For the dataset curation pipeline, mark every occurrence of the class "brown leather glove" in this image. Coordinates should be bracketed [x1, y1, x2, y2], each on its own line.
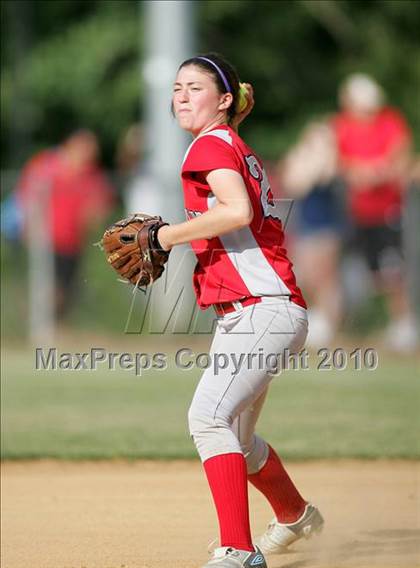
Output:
[102, 214, 170, 287]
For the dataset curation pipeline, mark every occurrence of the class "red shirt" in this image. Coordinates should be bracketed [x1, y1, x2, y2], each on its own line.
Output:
[181, 125, 306, 310]
[333, 107, 411, 226]
[17, 149, 114, 254]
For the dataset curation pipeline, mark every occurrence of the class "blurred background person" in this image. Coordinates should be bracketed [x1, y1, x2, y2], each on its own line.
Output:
[279, 120, 344, 349]
[333, 73, 417, 352]
[16, 129, 115, 320]
[115, 123, 144, 190]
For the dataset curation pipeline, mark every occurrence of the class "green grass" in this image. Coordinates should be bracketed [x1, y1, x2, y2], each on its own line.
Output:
[1, 348, 419, 460]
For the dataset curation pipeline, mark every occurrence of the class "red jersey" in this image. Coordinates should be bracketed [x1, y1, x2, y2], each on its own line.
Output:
[333, 107, 411, 226]
[181, 125, 306, 310]
[17, 149, 114, 254]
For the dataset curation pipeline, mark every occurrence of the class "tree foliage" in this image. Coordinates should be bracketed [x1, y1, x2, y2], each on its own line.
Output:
[1, 0, 419, 168]
[198, 0, 420, 157]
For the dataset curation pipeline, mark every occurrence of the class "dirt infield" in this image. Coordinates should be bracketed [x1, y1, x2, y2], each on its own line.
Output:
[1, 460, 419, 568]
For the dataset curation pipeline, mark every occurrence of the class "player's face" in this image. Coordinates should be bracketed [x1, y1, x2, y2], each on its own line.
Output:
[173, 65, 232, 137]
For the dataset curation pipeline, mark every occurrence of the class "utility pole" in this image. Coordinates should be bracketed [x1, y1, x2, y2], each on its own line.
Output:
[133, 1, 197, 333]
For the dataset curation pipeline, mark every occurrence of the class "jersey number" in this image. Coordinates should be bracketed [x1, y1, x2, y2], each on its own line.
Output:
[245, 155, 284, 222]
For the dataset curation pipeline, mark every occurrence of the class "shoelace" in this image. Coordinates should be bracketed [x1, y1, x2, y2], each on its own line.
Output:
[208, 546, 237, 560]
[266, 520, 277, 535]
[207, 538, 218, 555]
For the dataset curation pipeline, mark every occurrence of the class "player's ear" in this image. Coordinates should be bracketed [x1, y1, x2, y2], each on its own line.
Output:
[218, 93, 233, 111]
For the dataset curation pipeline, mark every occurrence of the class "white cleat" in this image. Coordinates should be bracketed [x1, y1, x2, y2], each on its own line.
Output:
[201, 546, 267, 567]
[255, 503, 324, 555]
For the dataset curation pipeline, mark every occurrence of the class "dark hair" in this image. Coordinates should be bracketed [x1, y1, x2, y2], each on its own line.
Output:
[177, 52, 241, 123]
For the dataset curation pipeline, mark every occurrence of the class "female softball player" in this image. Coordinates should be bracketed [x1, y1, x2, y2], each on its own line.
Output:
[156, 53, 324, 568]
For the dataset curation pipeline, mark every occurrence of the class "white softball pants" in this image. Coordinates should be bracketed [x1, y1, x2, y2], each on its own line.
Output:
[188, 296, 308, 474]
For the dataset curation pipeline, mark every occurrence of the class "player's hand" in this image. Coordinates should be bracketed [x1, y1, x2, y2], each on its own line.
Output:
[102, 214, 170, 287]
[232, 83, 255, 132]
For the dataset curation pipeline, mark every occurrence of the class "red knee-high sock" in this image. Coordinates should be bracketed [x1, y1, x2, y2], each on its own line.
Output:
[248, 445, 307, 523]
[203, 453, 254, 551]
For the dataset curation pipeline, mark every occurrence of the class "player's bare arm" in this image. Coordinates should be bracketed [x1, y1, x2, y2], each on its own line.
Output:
[157, 168, 253, 251]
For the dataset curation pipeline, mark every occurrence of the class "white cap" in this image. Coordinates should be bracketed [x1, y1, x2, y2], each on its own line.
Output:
[339, 73, 385, 113]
